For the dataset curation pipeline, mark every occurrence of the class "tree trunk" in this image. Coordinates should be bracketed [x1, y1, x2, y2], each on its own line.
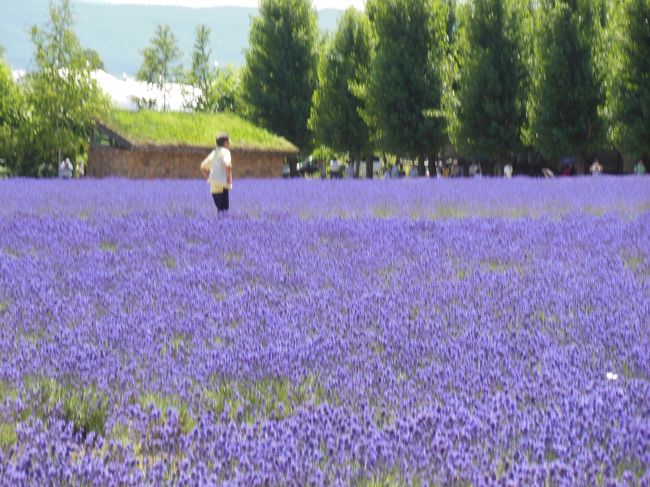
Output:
[288, 155, 298, 178]
[354, 153, 360, 178]
[418, 154, 426, 177]
[366, 154, 373, 179]
[428, 152, 436, 178]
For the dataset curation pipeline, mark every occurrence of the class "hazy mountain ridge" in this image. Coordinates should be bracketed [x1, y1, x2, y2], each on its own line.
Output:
[0, 0, 342, 75]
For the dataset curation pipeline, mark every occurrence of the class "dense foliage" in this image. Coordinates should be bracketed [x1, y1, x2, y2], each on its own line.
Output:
[524, 0, 608, 165]
[0, 178, 649, 484]
[1, 0, 649, 175]
[0, 0, 107, 177]
[607, 0, 650, 160]
[0, 58, 26, 176]
[241, 0, 319, 154]
[309, 8, 374, 174]
[449, 0, 529, 165]
[364, 0, 449, 175]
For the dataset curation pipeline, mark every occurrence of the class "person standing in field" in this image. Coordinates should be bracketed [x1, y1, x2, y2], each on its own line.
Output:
[200, 133, 232, 212]
[589, 158, 604, 176]
[76, 159, 85, 178]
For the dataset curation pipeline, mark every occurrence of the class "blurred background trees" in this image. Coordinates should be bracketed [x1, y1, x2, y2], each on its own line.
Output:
[1, 0, 107, 177]
[241, 0, 319, 163]
[362, 0, 449, 177]
[309, 8, 374, 177]
[136, 24, 183, 110]
[0, 0, 648, 177]
[524, 0, 609, 170]
[448, 0, 530, 171]
[607, 0, 650, 160]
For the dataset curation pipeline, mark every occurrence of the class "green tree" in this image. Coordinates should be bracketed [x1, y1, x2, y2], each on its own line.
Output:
[25, 0, 107, 176]
[364, 0, 449, 176]
[525, 0, 608, 169]
[241, 0, 319, 159]
[137, 24, 183, 110]
[608, 0, 650, 161]
[309, 8, 374, 177]
[82, 48, 104, 70]
[187, 24, 215, 112]
[210, 65, 243, 113]
[0, 58, 27, 176]
[450, 0, 529, 167]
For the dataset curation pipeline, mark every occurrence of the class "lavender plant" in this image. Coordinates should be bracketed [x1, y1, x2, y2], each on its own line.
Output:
[0, 178, 648, 485]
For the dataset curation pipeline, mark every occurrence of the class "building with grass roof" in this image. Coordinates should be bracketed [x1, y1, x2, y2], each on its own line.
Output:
[89, 110, 298, 179]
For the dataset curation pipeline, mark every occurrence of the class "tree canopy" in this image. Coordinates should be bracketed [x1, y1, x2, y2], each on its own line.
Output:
[241, 0, 319, 153]
[23, 0, 107, 176]
[187, 25, 214, 112]
[608, 0, 650, 160]
[364, 0, 449, 175]
[137, 24, 183, 110]
[309, 8, 374, 170]
[0, 58, 27, 175]
[525, 0, 608, 165]
[450, 0, 529, 165]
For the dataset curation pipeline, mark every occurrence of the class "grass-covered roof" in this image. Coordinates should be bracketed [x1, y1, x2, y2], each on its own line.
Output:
[99, 110, 298, 153]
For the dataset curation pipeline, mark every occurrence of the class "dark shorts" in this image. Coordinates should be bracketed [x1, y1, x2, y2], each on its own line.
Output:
[212, 190, 229, 211]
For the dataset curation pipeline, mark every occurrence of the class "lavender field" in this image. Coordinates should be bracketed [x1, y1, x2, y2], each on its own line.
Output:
[0, 177, 649, 485]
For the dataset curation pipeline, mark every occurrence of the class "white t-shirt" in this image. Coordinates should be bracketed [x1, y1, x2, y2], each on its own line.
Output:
[200, 147, 232, 193]
[59, 159, 73, 179]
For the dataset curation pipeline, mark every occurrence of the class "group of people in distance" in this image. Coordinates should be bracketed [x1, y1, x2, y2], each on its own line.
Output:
[58, 157, 84, 179]
[55, 132, 648, 218]
[306, 156, 648, 181]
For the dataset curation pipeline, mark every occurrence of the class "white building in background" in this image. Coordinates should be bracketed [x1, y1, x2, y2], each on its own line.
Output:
[11, 69, 201, 111]
[91, 70, 201, 111]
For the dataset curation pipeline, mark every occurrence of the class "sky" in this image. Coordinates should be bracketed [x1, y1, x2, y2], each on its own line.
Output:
[94, 0, 366, 9]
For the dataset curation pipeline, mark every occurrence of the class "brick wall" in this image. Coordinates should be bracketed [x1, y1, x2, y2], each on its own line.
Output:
[88, 145, 291, 179]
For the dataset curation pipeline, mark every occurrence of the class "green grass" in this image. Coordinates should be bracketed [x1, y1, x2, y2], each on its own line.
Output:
[99, 241, 117, 252]
[358, 469, 422, 487]
[100, 110, 298, 152]
[139, 393, 196, 434]
[0, 424, 17, 449]
[21, 377, 109, 438]
[163, 255, 177, 270]
[204, 375, 331, 424]
[622, 253, 644, 272]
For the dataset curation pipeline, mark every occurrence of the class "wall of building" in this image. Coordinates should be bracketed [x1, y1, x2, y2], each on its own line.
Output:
[88, 145, 290, 179]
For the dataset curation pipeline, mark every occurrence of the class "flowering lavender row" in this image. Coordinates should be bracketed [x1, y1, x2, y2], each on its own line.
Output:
[0, 178, 649, 485]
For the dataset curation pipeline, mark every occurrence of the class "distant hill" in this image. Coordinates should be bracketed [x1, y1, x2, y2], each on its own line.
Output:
[0, 0, 342, 75]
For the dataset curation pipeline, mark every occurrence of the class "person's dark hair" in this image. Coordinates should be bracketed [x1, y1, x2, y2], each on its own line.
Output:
[216, 133, 230, 147]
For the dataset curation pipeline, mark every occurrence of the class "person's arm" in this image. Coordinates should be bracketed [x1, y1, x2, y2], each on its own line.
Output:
[224, 149, 233, 188]
[200, 151, 214, 179]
